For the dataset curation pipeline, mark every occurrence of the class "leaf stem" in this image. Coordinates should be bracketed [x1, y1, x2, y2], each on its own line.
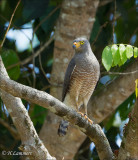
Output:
[0, 0, 21, 50]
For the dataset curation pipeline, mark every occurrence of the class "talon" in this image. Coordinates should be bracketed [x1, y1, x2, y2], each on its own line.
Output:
[84, 114, 93, 125]
[84, 114, 87, 119]
[77, 112, 84, 117]
[88, 118, 93, 125]
[78, 112, 93, 125]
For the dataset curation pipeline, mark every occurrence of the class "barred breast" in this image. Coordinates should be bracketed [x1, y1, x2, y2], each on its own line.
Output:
[68, 60, 99, 109]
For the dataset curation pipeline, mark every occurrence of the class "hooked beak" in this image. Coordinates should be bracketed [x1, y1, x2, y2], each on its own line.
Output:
[72, 42, 80, 49]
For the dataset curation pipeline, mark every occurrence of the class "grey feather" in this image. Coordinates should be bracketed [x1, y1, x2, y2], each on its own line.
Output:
[58, 37, 100, 137]
[62, 58, 76, 102]
[58, 120, 69, 136]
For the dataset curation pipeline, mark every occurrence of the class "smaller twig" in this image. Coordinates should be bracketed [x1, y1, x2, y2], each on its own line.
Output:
[26, 75, 32, 86]
[99, 0, 114, 7]
[112, 0, 116, 43]
[31, 110, 47, 119]
[101, 69, 138, 75]
[33, 5, 60, 35]
[30, 40, 36, 88]
[0, 118, 20, 140]
[0, 14, 31, 41]
[41, 85, 52, 91]
[92, 22, 108, 46]
[129, 27, 138, 44]
[7, 35, 54, 69]
[38, 50, 51, 84]
[0, 0, 21, 49]
[9, 140, 19, 151]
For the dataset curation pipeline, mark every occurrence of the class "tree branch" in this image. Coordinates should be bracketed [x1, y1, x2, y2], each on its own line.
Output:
[0, 63, 114, 160]
[117, 100, 138, 159]
[0, 57, 55, 160]
[0, 0, 21, 49]
[101, 69, 138, 75]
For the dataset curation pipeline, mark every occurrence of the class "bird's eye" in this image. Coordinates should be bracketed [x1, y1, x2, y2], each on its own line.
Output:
[80, 41, 84, 45]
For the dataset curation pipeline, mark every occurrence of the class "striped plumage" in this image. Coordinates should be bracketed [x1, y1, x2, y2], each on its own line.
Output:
[58, 37, 100, 136]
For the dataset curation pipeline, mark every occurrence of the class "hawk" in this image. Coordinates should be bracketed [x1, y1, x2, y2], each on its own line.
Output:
[58, 37, 100, 136]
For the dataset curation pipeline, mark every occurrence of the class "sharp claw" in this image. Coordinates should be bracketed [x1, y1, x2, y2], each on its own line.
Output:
[77, 112, 84, 117]
[77, 112, 93, 125]
[88, 118, 93, 125]
[84, 114, 87, 119]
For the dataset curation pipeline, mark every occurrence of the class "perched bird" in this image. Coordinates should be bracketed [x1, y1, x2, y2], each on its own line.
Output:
[58, 37, 100, 136]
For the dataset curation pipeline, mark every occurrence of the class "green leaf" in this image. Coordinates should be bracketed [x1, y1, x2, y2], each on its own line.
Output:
[118, 59, 124, 67]
[126, 45, 133, 59]
[111, 61, 116, 67]
[1, 49, 20, 80]
[111, 44, 120, 66]
[134, 47, 138, 58]
[119, 44, 127, 65]
[102, 46, 112, 71]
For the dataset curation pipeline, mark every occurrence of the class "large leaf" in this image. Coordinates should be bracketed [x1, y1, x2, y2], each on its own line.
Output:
[102, 46, 112, 71]
[134, 47, 138, 58]
[119, 44, 127, 65]
[111, 44, 120, 65]
[135, 79, 138, 99]
[126, 45, 133, 59]
[1, 49, 20, 80]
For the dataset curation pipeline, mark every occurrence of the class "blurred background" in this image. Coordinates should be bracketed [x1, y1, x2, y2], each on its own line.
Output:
[0, 0, 137, 159]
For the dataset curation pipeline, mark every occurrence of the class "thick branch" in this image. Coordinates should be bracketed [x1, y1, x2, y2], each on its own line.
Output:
[0, 71, 113, 160]
[118, 100, 138, 160]
[0, 57, 55, 160]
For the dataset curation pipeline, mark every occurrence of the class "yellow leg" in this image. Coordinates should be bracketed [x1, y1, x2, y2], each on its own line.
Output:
[84, 114, 93, 125]
[77, 112, 93, 125]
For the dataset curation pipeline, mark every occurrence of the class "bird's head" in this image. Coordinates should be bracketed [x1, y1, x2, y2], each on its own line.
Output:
[72, 37, 89, 53]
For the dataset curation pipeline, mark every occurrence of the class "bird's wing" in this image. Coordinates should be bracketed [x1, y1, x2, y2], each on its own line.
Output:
[62, 58, 76, 102]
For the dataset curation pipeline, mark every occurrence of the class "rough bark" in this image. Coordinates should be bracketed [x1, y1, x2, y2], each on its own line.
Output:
[117, 99, 138, 160]
[0, 57, 55, 160]
[0, 72, 114, 160]
[39, 0, 100, 159]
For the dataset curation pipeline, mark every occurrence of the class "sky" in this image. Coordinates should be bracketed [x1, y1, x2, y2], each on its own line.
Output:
[6, 22, 40, 52]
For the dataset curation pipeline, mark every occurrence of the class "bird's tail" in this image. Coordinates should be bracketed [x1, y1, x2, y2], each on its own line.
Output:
[58, 120, 69, 136]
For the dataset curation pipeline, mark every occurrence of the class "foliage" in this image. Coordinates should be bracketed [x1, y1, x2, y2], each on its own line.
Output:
[102, 44, 138, 71]
[1, 49, 20, 80]
[135, 79, 138, 98]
